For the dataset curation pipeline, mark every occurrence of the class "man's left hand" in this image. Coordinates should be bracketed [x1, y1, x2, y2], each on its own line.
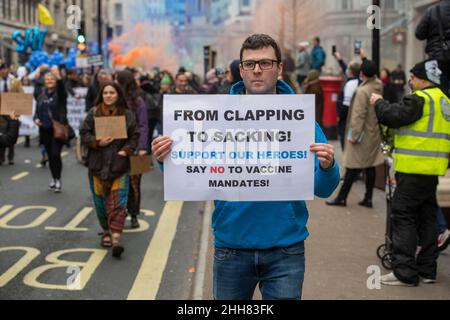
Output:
[310, 143, 335, 169]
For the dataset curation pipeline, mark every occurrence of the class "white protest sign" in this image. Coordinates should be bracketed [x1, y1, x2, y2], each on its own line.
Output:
[163, 95, 316, 202]
[19, 86, 38, 136]
[18, 87, 88, 137]
[67, 87, 87, 136]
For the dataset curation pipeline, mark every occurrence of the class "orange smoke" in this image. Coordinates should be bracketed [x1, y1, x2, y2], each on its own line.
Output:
[112, 46, 177, 71]
[109, 22, 179, 72]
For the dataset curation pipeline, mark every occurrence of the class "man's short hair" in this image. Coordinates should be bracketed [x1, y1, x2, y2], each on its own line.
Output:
[348, 62, 361, 77]
[176, 72, 187, 80]
[314, 37, 320, 43]
[240, 34, 282, 63]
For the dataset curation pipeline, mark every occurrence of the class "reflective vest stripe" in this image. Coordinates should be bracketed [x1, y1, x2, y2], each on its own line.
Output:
[395, 129, 450, 140]
[395, 148, 450, 159]
[422, 90, 435, 132]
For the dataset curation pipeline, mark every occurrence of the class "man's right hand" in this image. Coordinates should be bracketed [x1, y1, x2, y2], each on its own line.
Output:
[99, 137, 114, 147]
[152, 136, 173, 163]
[34, 118, 42, 127]
[9, 110, 18, 121]
[359, 48, 366, 60]
[333, 52, 342, 61]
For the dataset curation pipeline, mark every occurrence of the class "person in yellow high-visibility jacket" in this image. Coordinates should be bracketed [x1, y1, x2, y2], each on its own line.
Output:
[371, 59, 450, 286]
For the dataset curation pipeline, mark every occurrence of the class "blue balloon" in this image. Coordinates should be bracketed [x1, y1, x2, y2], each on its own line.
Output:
[49, 50, 64, 67]
[37, 28, 47, 51]
[12, 30, 26, 52]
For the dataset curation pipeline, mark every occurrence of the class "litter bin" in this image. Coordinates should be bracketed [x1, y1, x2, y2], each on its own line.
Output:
[319, 76, 342, 140]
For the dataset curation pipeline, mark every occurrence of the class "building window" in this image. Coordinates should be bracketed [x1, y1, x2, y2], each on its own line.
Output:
[16, 0, 21, 21]
[383, 0, 395, 10]
[22, 0, 27, 23]
[115, 3, 123, 20]
[28, 0, 33, 24]
[115, 25, 123, 36]
[7, 0, 11, 19]
[339, 0, 353, 11]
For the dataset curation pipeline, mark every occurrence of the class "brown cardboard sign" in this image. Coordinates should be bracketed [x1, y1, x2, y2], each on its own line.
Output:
[94, 116, 127, 140]
[130, 155, 153, 176]
[0, 93, 33, 115]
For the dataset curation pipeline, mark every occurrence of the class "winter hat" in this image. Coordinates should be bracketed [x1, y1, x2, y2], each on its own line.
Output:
[307, 69, 320, 81]
[160, 73, 172, 85]
[361, 59, 378, 78]
[410, 59, 442, 85]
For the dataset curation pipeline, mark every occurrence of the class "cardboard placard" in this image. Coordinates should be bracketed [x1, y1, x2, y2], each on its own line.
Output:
[94, 116, 127, 140]
[0, 93, 33, 116]
[130, 155, 153, 176]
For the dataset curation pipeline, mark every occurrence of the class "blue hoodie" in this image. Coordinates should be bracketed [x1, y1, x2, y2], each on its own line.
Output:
[211, 80, 341, 250]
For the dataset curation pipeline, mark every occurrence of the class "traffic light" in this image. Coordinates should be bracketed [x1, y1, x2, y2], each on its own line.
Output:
[77, 31, 86, 52]
[77, 21, 87, 53]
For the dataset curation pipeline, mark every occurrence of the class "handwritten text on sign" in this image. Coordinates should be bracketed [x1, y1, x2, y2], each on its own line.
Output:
[163, 95, 315, 202]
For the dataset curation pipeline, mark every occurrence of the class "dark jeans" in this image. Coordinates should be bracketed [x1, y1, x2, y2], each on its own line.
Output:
[40, 127, 63, 180]
[0, 145, 14, 162]
[437, 208, 448, 234]
[336, 167, 376, 202]
[391, 173, 439, 284]
[213, 242, 305, 300]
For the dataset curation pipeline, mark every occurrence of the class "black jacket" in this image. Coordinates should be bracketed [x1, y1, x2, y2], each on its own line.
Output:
[375, 94, 425, 129]
[34, 80, 68, 125]
[80, 107, 139, 180]
[0, 118, 19, 148]
[416, 0, 450, 61]
[85, 82, 100, 113]
[141, 91, 161, 121]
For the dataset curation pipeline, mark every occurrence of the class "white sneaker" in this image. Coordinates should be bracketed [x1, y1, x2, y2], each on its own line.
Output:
[48, 179, 56, 191]
[54, 180, 62, 193]
[380, 273, 416, 287]
[420, 276, 436, 284]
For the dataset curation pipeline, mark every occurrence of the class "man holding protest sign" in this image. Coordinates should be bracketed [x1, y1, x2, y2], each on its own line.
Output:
[153, 34, 340, 300]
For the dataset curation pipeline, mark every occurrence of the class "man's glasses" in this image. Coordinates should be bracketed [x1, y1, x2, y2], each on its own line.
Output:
[241, 59, 279, 71]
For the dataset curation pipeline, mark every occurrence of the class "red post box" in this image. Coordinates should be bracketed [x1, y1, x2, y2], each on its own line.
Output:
[319, 76, 343, 140]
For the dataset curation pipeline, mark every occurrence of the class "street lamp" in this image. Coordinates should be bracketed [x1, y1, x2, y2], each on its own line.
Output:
[372, 0, 381, 69]
[51, 33, 59, 51]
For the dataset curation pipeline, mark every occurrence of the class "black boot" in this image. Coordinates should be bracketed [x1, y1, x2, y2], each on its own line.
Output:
[326, 199, 347, 207]
[358, 199, 373, 208]
[130, 216, 140, 229]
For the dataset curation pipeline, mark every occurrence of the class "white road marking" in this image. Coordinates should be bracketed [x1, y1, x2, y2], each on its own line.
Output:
[11, 172, 30, 181]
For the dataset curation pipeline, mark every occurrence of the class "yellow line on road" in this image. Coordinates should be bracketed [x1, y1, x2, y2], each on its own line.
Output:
[61, 152, 69, 158]
[11, 172, 30, 181]
[127, 201, 183, 300]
